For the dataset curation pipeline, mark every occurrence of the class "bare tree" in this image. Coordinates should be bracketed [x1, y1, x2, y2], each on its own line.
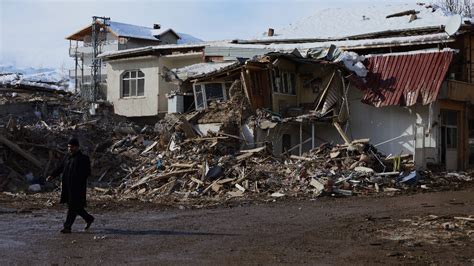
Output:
[437, 0, 473, 16]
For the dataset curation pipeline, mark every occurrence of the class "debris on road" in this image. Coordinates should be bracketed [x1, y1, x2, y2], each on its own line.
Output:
[0, 77, 472, 206]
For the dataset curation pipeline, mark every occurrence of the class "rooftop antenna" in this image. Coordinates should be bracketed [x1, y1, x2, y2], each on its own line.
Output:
[91, 16, 110, 102]
[444, 14, 462, 37]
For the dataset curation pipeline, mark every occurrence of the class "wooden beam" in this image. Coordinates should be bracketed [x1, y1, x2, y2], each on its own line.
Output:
[0, 135, 42, 169]
[333, 121, 351, 145]
[299, 122, 303, 156]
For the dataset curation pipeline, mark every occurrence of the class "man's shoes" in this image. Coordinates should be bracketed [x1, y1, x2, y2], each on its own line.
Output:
[60, 228, 71, 234]
[85, 217, 94, 230]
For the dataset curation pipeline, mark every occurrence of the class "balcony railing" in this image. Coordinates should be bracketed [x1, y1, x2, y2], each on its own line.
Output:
[69, 41, 118, 57]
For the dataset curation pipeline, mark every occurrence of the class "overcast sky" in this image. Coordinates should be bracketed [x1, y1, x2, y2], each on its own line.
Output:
[0, 0, 419, 69]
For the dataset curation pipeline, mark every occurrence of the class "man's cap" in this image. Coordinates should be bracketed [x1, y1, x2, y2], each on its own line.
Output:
[68, 138, 80, 146]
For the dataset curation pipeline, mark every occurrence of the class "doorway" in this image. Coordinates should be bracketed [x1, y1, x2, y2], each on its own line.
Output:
[440, 109, 459, 170]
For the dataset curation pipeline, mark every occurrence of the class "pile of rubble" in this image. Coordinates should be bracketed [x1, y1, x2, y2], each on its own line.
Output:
[109, 130, 472, 203]
[0, 86, 472, 204]
[0, 92, 137, 192]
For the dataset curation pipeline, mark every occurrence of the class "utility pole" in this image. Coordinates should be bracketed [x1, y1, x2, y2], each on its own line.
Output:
[91, 16, 110, 102]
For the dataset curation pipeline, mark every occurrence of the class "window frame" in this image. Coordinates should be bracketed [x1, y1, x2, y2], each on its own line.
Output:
[121, 70, 145, 98]
[271, 70, 296, 96]
[193, 82, 229, 110]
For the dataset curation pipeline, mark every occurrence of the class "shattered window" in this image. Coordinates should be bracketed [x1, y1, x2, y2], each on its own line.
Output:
[194, 84, 204, 109]
[271, 70, 296, 95]
[205, 83, 224, 102]
[193, 82, 226, 109]
[121, 70, 145, 98]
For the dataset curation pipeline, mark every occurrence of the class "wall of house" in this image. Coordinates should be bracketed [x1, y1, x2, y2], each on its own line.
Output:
[106, 55, 160, 117]
[119, 38, 161, 50]
[297, 64, 340, 108]
[158, 32, 178, 45]
[271, 58, 298, 113]
[158, 53, 203, 114]
[313, 88, 440, 168]
[258, 88, 440, 169]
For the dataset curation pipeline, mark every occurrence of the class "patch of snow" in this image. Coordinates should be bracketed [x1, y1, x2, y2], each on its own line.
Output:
[108, 21, 159, 41]
[106, 21, 204, 45]
[256, 3, 452, 40]
[364, 47, 457, 57]
[22, 70, 68, 84]
[0, 73, 20, 85]
[170, 61, 239, 81]
[0, 65, 73, 92]
[0, 64, 55, 75]
[178, 33, 204, 44]
[212, 33, 451, 54]
[336, 52, 368, 77]
[99, 43, 206, 58]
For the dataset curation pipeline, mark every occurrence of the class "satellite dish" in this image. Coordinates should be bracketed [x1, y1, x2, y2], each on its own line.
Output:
[445, 14, 462, 36]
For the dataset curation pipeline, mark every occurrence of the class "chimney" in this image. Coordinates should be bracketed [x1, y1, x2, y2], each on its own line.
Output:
[267, 28, 274, 37]
[153, 24, 161, 29]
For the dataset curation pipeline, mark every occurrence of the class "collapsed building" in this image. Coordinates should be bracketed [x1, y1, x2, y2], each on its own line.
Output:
[1, 3, 474, 200]
[158, 2, 474, 172]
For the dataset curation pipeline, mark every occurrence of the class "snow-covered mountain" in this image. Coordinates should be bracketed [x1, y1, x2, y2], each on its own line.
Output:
[0, 64, 74, 92]
[0, 64, 56, 75]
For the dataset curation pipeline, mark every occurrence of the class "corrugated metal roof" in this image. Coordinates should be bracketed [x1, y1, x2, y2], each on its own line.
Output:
[360, 50, 453, 107]
[108, 21, 159, 41]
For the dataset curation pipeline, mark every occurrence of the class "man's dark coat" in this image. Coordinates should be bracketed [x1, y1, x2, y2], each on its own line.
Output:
[51, 151, 91, 207]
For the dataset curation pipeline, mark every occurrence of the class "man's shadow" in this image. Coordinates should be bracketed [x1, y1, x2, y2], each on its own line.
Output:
[100, 228, 237, 237]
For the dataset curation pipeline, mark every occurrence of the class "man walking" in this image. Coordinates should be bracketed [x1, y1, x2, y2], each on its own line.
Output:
[47, 138, 94, 233]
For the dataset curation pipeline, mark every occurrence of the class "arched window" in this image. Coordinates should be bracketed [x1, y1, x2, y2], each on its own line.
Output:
[121, 70, 145, 97]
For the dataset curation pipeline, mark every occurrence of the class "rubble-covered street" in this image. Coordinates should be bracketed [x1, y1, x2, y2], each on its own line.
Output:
[0, 186, 473, 264]
[1, 89, 473, 264]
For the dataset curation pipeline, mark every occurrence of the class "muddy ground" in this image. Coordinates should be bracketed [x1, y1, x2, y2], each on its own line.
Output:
[0, 187, 473, 265]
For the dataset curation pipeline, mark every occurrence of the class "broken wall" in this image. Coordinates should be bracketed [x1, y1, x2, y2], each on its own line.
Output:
[257, 87, 439, 168]
[159, 53, 203, 115]
[298, 64, 340, 110]
[314, 88, 439, 168]
[257, 122, 347, 156]
[271, 58, 297, 113]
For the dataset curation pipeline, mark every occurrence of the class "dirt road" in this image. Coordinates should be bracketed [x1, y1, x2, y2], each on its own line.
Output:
[1, 188, 473, 265]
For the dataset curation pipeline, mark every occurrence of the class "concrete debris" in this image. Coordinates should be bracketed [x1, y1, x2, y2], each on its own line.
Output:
[0, 87, 472, 206]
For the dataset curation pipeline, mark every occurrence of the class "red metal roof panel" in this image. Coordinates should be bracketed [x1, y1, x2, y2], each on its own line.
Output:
[361, 51, 454, 107]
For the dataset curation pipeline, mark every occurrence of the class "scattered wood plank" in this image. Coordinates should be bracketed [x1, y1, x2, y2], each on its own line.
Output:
[386, 10, 419, 18]
[183, 136, 228, 143]
[453, 216, 474, 222]
[216, 131, 244, 140]
[141, 141, 158, 155]
[0, 135, 42, 169]
[171, 163, 196, 168]
[333, 121, 351, 145]
[290, 155, 313, 161]
[235, 183, 246, 192]
[239, 146, 266, 153]
[190, 177, 204, 185]
[149, 169, 199, 183]
[179, 116, 197, 138]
